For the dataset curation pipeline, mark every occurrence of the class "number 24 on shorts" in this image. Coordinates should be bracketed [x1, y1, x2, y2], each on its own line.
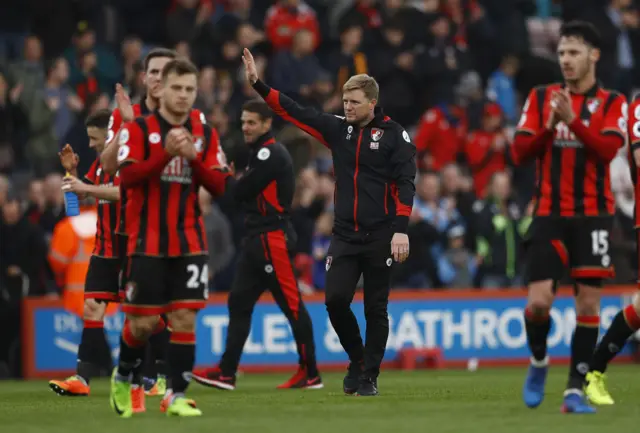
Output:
[186, 264, 208, 289]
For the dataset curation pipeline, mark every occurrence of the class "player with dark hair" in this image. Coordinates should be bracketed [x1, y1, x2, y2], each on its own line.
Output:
[109, 59, 231, 418]
[49, 109, 123, 397]
[584, 94, 640, 406]
[512, 21, 627, 413]
[241, 48, 416, 396]
[193, 100, 322, 391]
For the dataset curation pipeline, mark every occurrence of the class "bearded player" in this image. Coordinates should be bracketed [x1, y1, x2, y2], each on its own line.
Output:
[512, 21, 627, 414]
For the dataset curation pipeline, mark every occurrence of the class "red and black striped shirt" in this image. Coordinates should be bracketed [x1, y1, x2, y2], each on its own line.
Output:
[83, 158, 121, 258]
[627, 96, 640, 226]
[109, 102, 207, 235]
[108, 102, 151, 235]
[512, 83, 626, 217]
[117, 111, 227, 257]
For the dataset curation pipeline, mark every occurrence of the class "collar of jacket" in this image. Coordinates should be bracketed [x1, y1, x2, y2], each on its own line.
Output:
[249, 131, 275, 149]
[359, 106, 389, 128]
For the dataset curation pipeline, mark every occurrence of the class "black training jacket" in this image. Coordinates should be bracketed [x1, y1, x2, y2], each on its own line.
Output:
[253, 79, 416, 241]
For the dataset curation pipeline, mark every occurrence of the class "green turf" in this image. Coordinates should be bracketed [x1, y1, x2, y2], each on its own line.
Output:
[1, 365, 640, 432]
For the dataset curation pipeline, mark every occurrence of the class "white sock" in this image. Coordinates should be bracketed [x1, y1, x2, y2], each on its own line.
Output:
[530, 356, 549, 367]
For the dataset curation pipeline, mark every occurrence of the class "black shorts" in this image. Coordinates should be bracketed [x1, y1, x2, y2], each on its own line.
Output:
[85, 256, 121, 302]
[525, 215, 614, 284]
[122, 255, 209, 315]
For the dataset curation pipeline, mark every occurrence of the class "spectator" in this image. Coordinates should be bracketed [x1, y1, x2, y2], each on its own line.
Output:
[464, 102, 509, 198]
[369, 19, 422, 126]
[437, 225, 478, 288]
[474, 171, 529, 289]
[167, 0, 216, 65]
[265, 0, 321, 51]
[7, 36, 46, 109]
[199, 188, 235, 287]
[121, 37, 144, 92]
[0, 70, 26, 173]
[0, 189, 49, 296]
[64, 23, 121, 97]
[0, 175, 8, 207]
[40, 173, 65, 237]
[25, 178, 46, 225]
[270, 29, 324, 100]
[486, 54, 520, 125]
[0, 0, 29, 62]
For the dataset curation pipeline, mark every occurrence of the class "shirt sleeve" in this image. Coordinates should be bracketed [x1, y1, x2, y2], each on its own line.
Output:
[116, 121, 145, 167]
[234, 147, 281, 202]
[83, 159, 99, 185]
[252, 79, 342, 148]
[601, 93, 627, 141]
[629, 99, 640, 150]
[106, 109, 123, 147]
[390, 127, 416, 234]
[515, 87, 543, 136]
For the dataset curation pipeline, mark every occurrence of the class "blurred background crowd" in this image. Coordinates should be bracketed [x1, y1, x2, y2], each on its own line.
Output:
[1, 0, 640, 315]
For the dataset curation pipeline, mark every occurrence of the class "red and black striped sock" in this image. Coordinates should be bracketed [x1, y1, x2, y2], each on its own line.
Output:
[591, 305, 640, 373]
[567, 315, 600, 390]
[524, 307, 551, 362]
[77, 319, 107, 384]
[167, 331, 196, 394]
[116, 320, 146, 380]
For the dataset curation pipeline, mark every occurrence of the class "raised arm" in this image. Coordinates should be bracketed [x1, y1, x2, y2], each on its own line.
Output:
[511, 87, 554, 165]
[102, 85, 135, 174]
[243, 48, 341, 148]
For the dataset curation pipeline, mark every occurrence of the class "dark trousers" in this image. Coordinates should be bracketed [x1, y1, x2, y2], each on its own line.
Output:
[324, 233, 393, 378]
[219, 229, 318, 376]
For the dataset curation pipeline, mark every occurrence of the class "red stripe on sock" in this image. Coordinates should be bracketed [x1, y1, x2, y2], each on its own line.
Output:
[153, 317, 166, 335]
[122, 321, 145, 348]
[524, 307, 549, 323]
[84, 320, 103, 329]
[576, 315, 600, 327]
[623, 305, 640, 330]
[170, 331, 195, 345]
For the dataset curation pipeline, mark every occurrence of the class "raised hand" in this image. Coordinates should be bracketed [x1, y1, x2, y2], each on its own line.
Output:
[242, 48, 258, 85]
[115, 83, 134, 122]
[58, 144, 79, 173]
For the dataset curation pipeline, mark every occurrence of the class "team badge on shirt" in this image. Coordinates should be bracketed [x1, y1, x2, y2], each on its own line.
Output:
[371, 128, 384, 141]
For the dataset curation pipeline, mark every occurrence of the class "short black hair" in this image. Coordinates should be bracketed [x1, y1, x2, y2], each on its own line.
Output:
[143, 48, 177, 71]
[162, 58, 199, 79]
[85, 109, 111, 129]
[560, 21, 601, 49]
[242, 100, 273, 121]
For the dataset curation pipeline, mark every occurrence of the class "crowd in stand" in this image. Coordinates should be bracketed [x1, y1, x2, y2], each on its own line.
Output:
[1, 0, 640, 316]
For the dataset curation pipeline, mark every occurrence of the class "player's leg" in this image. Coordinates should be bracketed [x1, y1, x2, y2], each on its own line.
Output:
[49, 299, 108, 396]
[110, 256, 163, 418]
[357, 236, 393, 397]
[586, 294, 640, 405]
[49, 256, 119, 396]
[585, 228, 640, 405]
[263, 230, 321, 389]
[324, 237, 364, 394]
[143, 314, 169, 396]
[521, 217, 565, 408]
[561, 216, 614, 414]
[163, 255, 209, 417]
[192, 245, 263, 390]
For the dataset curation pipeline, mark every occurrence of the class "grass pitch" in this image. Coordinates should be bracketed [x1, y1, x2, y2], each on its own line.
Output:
[2, 365, 640, 433]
